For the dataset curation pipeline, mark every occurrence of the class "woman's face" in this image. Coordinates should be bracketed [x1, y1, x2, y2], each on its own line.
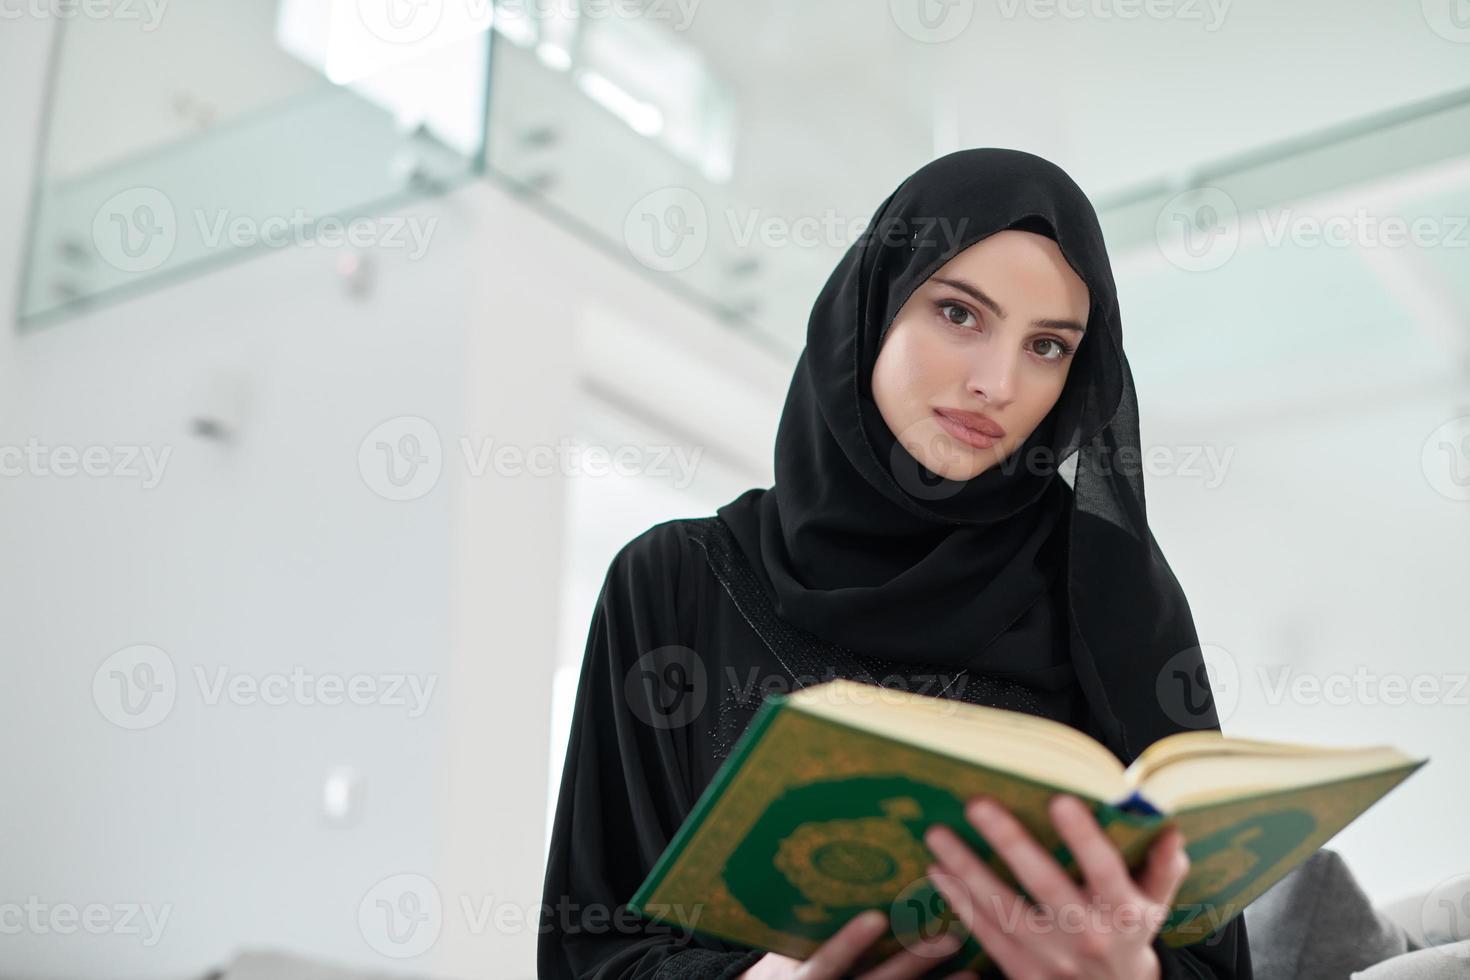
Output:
[872, 229, 1090, 482]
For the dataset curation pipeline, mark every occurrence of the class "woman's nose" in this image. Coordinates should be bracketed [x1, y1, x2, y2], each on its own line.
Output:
[966, 349, 1020, 407]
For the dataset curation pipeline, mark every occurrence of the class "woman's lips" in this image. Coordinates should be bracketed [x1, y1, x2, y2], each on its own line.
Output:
[933, 409, 1001, 449]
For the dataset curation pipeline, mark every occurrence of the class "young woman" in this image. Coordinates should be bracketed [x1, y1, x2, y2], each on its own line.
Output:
[538, 149, 1251, 979]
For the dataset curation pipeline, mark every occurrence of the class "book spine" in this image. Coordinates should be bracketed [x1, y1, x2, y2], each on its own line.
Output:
[1114, 789, 1163, 817]
[629, 690, 791, 917]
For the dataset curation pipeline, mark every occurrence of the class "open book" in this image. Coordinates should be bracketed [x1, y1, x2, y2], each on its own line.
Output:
[631, 678, 1425, 973]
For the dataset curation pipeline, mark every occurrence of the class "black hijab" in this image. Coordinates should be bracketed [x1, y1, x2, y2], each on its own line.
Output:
[717, 147, 1220, 766]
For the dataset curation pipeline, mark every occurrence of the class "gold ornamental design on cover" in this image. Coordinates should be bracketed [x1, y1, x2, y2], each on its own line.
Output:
[773, 810, 933, 921]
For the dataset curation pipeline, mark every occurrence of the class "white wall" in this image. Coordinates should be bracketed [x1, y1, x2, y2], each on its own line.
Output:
[0, 16, 785, 980]
[3, 12, 1467, 980]
[1147, 388, 1470, 906]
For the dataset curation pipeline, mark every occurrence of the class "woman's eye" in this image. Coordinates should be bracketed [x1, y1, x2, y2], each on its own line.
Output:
[936, 301, 1073, 362]
[1033, 338, 1072, 361]
[938, 301, 975, 328]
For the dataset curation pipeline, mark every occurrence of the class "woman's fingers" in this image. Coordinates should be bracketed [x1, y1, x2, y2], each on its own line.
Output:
[923, 823, 1023, 916]
[914, 798, 1188, 977]
[797, 908, 962, 980]
[931, 797, 1165, 977]
[856, 930, 964, 980]
[1048, 794, 1137, 906]
[1136, 825, 1192, 907]
[966, 797, 1086, 914]
[796, 910, 889, 978]
[926, 864, 1041, 979]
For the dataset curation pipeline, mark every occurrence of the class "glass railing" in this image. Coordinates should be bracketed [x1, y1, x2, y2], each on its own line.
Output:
[19, 0, 489, 326]
[18, 0, 1470, 382]
[483, 19, 830, 357]
[1098, 87, 1470, 420]
[481, 15, 1470, 365]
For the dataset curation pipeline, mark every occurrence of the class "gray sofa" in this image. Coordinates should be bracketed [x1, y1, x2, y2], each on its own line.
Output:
[1244, 849, 1470, 979]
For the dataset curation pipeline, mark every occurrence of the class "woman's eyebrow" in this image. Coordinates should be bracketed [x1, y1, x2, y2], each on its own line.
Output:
[931, 275, 1087, 334]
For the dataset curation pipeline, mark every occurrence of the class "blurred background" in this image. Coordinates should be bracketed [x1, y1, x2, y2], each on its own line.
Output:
[1, 1, 1468, 977]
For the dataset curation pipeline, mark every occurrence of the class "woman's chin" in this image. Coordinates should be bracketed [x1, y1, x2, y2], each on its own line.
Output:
[922, 436, 1006, 481]
[892, 425, 1006, 483]
[918, 453, 992, 483]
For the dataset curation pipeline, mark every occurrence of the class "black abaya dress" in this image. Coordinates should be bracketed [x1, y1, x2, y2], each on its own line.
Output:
[536, 512, 1252, 980]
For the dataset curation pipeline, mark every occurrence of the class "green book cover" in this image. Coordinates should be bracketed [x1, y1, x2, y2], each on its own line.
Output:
[629, 678, 1426, 975]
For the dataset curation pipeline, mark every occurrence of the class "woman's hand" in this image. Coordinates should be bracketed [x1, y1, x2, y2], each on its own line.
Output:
[923, 794, 1190, 980]
[739, 908, 978, 979]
